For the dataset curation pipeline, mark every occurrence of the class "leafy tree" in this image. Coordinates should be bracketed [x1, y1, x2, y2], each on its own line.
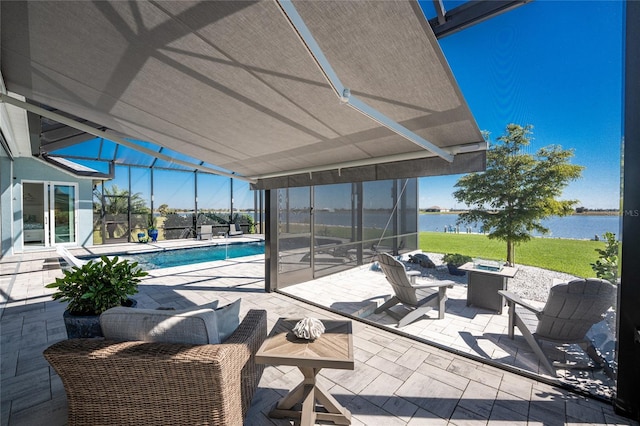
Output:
[591, 231, 619, 284]
[93, 185, 149, 238]
[157, 204, 169, 216]
[94, 184, 149, 214]
[453, 124, 584, 266]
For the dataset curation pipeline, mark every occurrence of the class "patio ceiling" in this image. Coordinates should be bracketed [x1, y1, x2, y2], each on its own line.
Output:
[1, 0, 486, 189]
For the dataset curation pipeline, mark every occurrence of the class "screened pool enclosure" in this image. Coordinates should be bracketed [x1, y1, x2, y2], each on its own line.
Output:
[268, 179, 418, 289]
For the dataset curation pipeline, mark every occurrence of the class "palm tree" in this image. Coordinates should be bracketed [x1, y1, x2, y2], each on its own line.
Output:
[93, 185, 149, 239]
[94, 185, 149, 214]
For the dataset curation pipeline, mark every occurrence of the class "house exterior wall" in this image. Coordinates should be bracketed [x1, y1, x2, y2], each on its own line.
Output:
[11, 157, 94, 251]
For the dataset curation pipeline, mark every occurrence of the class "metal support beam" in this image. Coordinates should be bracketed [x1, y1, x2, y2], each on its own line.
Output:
[429, 0, 532, 39]
[276, 0, 454, 163]
[615, 0, 640, 420]
[0, 93, 254, 183]
[40, 133, 98, 153]
[250, 141, 483, 181]
[432, 0, 447, 26]
[253, 149, 435, 181]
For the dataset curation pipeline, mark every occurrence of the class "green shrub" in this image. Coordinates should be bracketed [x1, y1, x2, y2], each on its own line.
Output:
[591, 231, 619, 284]
[442, 253, 473, 266]
[46, 256, 148, 315]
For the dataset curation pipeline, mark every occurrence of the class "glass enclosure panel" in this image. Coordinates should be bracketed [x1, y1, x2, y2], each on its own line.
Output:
[274, 178, 419, 286]
[114, 145, 155, 167]
[252, 189, 265, 234]
[130, 167, 151, 241]
[102, 193, 129, 243]
[232, 179, 254, 233]
[92, 184, 101, 244]
[99, 166, 131, 243]
[154, 169, 195, 240]
[51, 138, 101, 158]
[278, 187, 311, 275]
[52, 184, 76, 243]
[398, 178, 418, 252]
[363, 180, 395, 245]
[196, 173, 230, 236]
[313, 183, 357, 277]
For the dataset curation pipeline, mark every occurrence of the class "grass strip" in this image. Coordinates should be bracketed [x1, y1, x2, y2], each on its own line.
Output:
[419, 231, 604, 278]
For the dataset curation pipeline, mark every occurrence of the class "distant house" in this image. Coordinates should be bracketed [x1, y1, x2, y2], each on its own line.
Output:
[424, 206, 450, 212]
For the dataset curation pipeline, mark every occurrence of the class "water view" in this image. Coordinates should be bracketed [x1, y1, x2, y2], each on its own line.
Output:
[291, 211, 620, 240]
[420, 213, 620, 240]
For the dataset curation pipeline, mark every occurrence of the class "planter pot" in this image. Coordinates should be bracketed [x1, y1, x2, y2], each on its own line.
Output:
[447, 264, 466, 276]
[137, 232, 147, 242]
[63, 310, 103, 338]
[148, 229, 159, 242]
[63, 299, 137, 339]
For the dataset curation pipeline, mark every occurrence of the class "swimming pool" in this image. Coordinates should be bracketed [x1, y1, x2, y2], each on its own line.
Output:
[92, 241, 264, 270]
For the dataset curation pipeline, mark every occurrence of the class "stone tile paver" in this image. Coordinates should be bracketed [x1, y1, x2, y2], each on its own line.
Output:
[0, 242, 636, 426]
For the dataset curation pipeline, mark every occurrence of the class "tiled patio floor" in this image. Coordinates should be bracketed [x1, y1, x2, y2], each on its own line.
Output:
[1, 241, 635, 425]
[282, 262, 616, 401]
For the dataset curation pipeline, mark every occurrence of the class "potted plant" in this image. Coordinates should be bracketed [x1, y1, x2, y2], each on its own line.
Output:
[147, 216, 159, 242]
[442, 253, 472, 276]
[46, 256, 148, 338]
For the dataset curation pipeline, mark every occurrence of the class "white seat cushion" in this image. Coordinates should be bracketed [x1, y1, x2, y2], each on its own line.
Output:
[100, 300, 244, 345]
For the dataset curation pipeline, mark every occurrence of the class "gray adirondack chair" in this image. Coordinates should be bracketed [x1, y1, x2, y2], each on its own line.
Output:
[499, 278, 616, 376]
[375, 253, 454, 327]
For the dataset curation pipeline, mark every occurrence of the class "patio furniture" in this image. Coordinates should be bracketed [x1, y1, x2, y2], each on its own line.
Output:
[458, 261, 518, 314]
[56, 245, 89, 268]
[43, 309, 267, 426]
[228, 222, 243, 236]
[375, 253, 454, 326]
[255, 318, 354, 425]
[499, 278, 616, 376]
[180, 227, 195, 239]
[198, 224, 213, 240]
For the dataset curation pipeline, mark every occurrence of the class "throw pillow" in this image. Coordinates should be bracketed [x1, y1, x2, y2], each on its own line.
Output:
[215, 299, 241, 342]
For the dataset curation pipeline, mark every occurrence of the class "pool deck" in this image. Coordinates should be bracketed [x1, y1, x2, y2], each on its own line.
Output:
[1, 239, 635, 425]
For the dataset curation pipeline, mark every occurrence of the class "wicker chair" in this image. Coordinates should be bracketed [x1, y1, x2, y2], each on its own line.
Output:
[44, 309, 267, 426]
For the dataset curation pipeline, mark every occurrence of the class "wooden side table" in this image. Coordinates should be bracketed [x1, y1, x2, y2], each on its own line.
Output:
[255, 318, 354, 425]
[458, 262, 518, 314]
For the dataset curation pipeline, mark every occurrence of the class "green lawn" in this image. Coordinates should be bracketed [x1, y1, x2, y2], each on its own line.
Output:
[420, 231, 604, 278]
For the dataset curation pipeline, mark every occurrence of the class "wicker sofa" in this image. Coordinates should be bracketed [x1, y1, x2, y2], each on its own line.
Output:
[44, 309, 267, 426]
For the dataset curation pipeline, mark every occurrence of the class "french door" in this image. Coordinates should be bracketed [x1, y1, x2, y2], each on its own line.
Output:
[22, 181, 78, 248]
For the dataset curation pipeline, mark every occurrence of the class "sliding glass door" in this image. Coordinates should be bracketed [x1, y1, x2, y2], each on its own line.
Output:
[51, 184, 77, 244]
[22, 181, 78, 248]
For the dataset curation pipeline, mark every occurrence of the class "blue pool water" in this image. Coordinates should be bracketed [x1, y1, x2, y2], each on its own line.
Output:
[101, 241, 264, 270]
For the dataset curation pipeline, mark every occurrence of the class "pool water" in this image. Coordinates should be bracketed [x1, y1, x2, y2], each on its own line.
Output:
[104, 241, 264, 270]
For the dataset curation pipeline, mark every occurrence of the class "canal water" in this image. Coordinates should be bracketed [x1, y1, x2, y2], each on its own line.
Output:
[420, 213, 620, 240]
[293, 211, 620, 240]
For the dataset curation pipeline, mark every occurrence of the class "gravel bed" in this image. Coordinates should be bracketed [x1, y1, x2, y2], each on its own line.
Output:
[392, 251, 617, 394]
[400, 252, 579, 303]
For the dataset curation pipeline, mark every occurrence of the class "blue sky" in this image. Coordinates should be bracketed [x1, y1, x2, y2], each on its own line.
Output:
[418, 0, 624, 210]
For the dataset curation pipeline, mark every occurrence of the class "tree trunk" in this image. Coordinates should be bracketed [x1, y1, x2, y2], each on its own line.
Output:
[506, 240, 515, 266]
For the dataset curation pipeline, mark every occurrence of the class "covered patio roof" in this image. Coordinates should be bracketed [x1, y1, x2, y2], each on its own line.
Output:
[2, 0, 485, 189]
